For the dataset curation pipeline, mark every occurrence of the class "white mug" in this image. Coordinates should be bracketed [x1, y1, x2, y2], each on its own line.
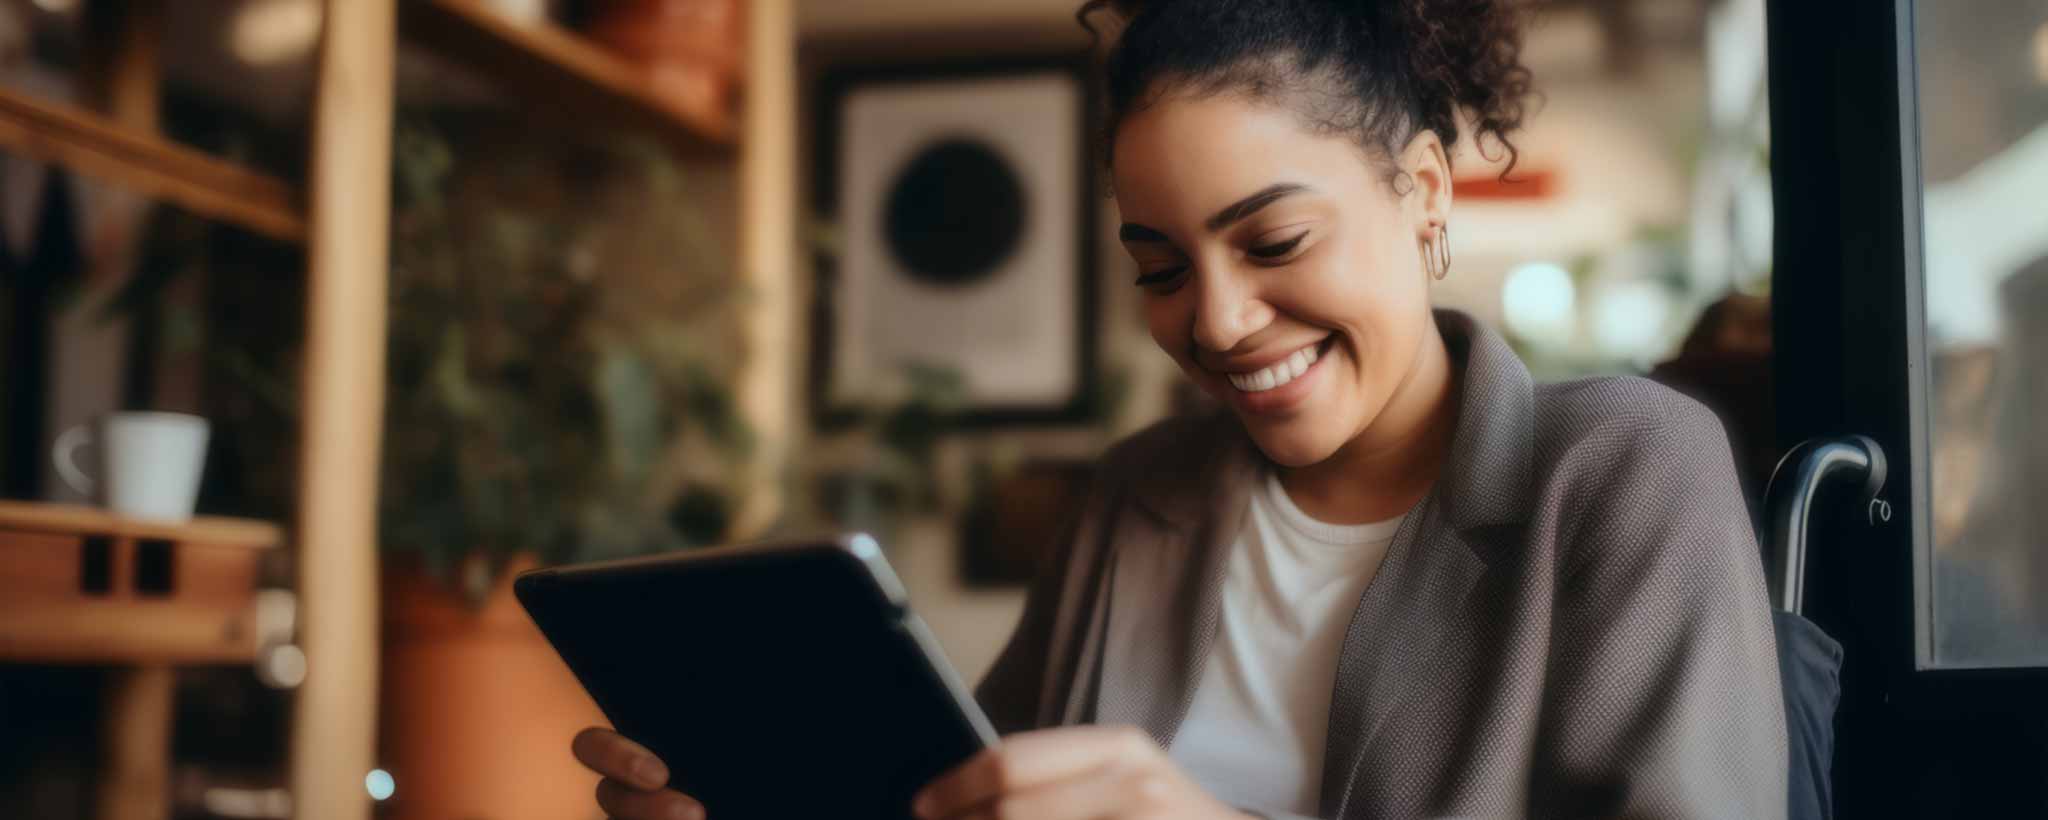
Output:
[51, 411, 211, 522]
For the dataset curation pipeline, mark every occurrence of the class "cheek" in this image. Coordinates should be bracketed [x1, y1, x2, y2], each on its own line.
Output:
[1144, 294, 1243, 403]
[1143, 296, 1184, 355]
[1285, 238, 1429, 387]
[1281, 239, 1417, 336]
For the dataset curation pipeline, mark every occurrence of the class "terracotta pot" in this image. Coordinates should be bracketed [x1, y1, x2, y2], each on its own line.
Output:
[583, 0, 742, 131]
[377, 554, 605, 820]
[645, 62, 730, 129]
[584, 0, 743, 76]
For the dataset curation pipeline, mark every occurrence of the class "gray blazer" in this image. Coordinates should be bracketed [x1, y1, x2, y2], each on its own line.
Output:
[974, 310, 1788, 819]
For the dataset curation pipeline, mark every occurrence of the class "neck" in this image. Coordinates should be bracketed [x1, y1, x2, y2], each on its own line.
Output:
[1279, 316, 1459, 525]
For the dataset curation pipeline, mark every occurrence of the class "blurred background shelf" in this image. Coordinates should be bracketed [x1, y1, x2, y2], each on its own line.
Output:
[0, 86, 305, 242]
[0, 501, 283, 665]
[0, 500, 287, 820]
[400, 0, 737, 156]
[0, 0, 784, 816]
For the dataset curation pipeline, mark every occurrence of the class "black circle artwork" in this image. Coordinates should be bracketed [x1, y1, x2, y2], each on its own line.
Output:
[883, 137, 1027, 287]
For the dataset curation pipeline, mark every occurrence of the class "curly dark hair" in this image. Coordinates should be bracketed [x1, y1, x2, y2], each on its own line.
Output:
[1076, 0, 1535, 185]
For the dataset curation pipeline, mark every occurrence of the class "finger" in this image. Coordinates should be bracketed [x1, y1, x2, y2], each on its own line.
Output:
[914, 725, 1159, 819]
[952, 763, 1167, 820]
[595, 778, 705, 820]
[573, 727, 670, 790]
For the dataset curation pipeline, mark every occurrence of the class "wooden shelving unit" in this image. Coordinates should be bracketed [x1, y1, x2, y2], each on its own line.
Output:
[0, 87, 305, 241]
[0, 501, 284, 664]
[400, 0, 737, 156]
[0, 500, 285, 820]
[3, 1, 791, 817]
[0, 0, 739, 251]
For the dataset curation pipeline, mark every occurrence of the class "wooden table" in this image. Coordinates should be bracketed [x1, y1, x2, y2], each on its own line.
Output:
[0, 501, 283, 820]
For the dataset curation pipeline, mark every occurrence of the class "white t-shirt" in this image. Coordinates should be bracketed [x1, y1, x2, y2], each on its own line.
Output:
[1166, 470, 1407, 816]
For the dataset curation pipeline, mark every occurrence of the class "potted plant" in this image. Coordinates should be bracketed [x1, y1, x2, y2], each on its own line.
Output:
[372, 111, 752, 820]
[797, 362, 966, 540]
[96, 103, 746, 817]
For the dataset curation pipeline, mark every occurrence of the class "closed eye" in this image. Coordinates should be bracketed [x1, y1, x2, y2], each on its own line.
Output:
[1249, 232, 1308, 260]
[1135, 266, 1189, 289]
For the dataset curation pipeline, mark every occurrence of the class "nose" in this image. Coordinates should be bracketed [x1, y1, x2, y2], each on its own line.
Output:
[1190, 266, 1274, 354]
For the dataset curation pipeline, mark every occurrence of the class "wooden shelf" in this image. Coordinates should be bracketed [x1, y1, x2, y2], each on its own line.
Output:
[0, 502, 282, 665]
[0, 87, 305, 242]
[0, 501, 284, 547]
[401, 0, 736, 156]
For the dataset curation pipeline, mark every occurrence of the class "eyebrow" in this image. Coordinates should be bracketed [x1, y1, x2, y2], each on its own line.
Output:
[1117, 182, 1312, 243]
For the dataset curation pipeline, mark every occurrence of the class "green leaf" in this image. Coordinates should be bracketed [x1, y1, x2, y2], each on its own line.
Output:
[429, 326, 485, 418]
[597, 343, 663, 481]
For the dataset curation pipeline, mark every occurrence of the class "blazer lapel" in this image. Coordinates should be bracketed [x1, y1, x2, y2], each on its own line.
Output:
[1092, 424, 1259, 747]
[1317, 501, 1497, 815]
[1319, 310, 1538, 815]
[1090, 309, 1538, 806]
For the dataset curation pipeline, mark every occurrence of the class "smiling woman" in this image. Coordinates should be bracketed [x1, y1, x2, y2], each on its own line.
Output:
[1112, 91, 1458, 500]
[571, 1, 1788, 818]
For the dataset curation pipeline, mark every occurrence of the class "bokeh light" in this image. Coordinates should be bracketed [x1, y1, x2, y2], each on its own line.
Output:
[1501, 262, 1578, 346]
[1591, 280, 1674, 359]
[365, 769, 395, 802]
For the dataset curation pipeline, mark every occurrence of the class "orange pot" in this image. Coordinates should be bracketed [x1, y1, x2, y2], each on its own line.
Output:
[377, 555, 605, 820]
[583, 0, 743, 131]
[584, 0, 743, 75]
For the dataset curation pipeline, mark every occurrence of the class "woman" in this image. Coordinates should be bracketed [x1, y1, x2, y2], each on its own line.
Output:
[574, 0, 1787, 817]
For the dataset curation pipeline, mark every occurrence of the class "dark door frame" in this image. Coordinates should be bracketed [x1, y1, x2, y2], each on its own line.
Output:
[1768, 0, 2048, 814]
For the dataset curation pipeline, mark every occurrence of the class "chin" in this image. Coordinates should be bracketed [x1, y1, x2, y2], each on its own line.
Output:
[1238, 417, 1345, 468]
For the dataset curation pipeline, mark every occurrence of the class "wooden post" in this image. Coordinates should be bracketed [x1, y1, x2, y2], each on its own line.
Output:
[95, 665, 175, 820]
[732, 0, 796, 540]
[81, 8, 171, 818]
[81, 0, 161, 128]
[290, 2, 394, 819]
[88, 0, 203, 414]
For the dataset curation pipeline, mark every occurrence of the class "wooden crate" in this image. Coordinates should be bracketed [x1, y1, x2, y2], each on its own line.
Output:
[0, 501, 283, 664]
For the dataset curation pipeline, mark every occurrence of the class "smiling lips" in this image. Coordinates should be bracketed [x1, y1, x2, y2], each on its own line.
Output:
[1225, 342, 1321, 393]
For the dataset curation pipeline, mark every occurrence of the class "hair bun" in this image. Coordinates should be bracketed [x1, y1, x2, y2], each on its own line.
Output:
[1395, 0, 1535, 170]
[1075, 0, 1535, 179]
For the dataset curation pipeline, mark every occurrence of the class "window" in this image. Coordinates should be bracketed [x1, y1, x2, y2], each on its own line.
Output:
[1917, 0, 2048, 667]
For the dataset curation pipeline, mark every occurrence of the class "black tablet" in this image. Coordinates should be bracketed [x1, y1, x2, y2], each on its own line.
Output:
[514, 534, 999, 820]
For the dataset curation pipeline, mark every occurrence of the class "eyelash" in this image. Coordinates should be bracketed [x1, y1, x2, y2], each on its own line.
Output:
[1249, 232, 1308, 260]
[1132, 232, 1310, 290]
[1135, 267, 1188, 289]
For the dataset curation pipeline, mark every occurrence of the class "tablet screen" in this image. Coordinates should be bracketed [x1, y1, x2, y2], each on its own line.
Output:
[516, 540, 995, 820]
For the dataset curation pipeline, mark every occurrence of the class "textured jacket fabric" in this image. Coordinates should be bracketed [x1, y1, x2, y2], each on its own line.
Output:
[973, 310, 1789, 819]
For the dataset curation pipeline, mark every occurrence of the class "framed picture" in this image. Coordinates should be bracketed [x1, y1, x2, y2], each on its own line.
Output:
[810, 56, 1099, 427]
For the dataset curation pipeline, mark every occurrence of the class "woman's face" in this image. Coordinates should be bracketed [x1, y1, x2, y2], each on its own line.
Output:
[1111, 90, 1451, 467]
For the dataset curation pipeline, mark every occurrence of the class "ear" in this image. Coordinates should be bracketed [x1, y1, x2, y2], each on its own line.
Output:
[1397, 130, 1453, 240]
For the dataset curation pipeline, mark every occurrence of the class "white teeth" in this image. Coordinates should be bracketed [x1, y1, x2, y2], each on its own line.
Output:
[1227, 343, 1321, 393]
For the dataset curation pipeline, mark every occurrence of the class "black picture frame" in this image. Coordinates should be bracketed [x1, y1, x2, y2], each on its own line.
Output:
[808, 54, 1101, 430]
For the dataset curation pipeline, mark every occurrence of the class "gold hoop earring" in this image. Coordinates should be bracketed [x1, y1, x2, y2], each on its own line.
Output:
[1432, 224, 1451, 280]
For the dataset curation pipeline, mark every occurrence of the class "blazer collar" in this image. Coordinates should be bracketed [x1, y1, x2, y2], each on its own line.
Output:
[1128, 308, 1536, 533]
[1431, 309, 1536, 530]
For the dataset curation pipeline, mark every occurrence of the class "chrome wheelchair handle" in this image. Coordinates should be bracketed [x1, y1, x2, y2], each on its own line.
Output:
[1763, 435, 1888, 616]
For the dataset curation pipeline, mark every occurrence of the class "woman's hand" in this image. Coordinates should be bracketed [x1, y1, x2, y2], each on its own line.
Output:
[912, 725, 1251, 820]
[570, 727, 705, 820]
